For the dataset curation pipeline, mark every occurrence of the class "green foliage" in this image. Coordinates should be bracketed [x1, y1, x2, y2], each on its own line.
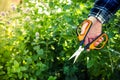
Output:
[0, 0, 120, 80]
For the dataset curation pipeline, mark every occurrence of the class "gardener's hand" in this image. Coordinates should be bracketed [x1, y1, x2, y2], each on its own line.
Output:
[81, 16, 103, 50]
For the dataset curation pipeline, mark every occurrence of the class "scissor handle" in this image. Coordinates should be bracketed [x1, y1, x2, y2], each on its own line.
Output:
[89, 33, 108, 50]
[77, 20, 92, 41]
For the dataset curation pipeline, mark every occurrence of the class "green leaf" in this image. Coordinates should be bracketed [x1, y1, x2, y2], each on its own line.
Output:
[0, 66, 3, 69]
[63, 66, 69, 75]
[37, 49, 44, 56]
[35, 70, 41, 76]
[32, 54, 38, 61]
[0, 71, 5, 75]
[23, 73, 29, 78]
[18, 72, 22, 79]
[108, 32, 114, 38]
[48, 76, 57, 80]
[26, 57, 32, 64]
[65, 75, 77, 80]
[49, 2, 54, 8]
[20, 66, 27, 71]
[14, 60, 19, 67]
[33, 45, 40, 51]
[63, 5, 71, 10]
[87, 59, 95, 68]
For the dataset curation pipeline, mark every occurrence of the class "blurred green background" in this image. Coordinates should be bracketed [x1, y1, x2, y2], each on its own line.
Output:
[0, 0, 120, 80]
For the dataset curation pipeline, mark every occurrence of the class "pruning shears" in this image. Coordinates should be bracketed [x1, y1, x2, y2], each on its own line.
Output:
[69, 20, 108, 63]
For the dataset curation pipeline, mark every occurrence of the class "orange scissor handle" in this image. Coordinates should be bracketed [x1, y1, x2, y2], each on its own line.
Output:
[89, 33, 108, 50]
[77, 20, 92, 41]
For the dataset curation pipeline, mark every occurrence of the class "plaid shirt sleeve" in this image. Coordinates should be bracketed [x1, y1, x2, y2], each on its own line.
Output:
[89, 0, 120, 23]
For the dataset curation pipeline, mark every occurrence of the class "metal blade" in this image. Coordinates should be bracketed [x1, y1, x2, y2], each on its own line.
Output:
[73, 46, 84, 63]
[69, 46, 84, 63]
[69, 51, 77, 60]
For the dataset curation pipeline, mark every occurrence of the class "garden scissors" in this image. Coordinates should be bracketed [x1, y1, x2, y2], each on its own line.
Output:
[69, 20, 108, 63]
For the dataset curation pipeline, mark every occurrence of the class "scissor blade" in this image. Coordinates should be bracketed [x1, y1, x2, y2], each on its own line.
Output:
[73, 46, 84, 63]
[69, 51, 77, 60]
[73, 51, 80, 63]
[69, 46, 84, 63]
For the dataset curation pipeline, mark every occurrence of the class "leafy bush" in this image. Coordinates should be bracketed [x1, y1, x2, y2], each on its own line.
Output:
[0, 0, 120, 80]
